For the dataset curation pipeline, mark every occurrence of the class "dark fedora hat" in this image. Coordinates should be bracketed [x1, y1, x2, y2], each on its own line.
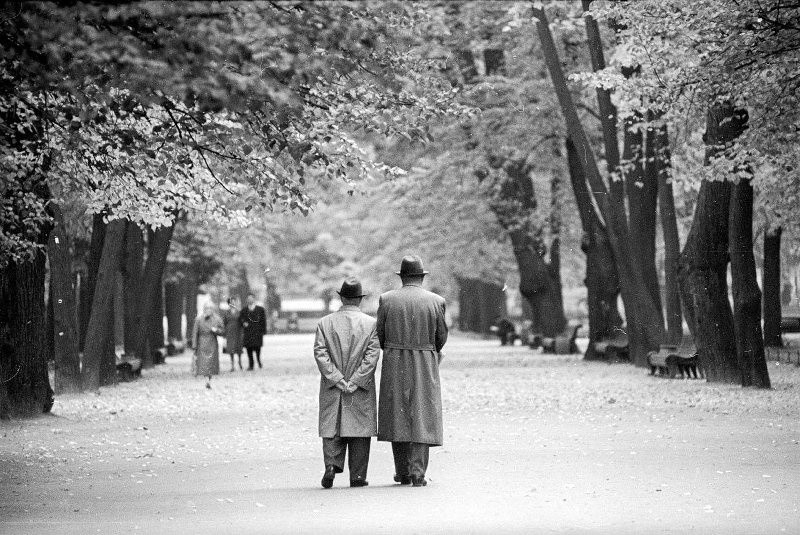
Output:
[337, 278, 366, 299]
[396, 255, 429, 277]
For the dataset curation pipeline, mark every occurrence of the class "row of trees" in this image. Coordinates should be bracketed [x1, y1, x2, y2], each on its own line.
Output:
[1, 1, 469, 417]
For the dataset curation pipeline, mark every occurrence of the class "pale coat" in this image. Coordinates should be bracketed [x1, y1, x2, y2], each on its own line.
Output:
[314, 305, 381, 438]
[376, 284, 448, 446]
[192, 313, 222, 376]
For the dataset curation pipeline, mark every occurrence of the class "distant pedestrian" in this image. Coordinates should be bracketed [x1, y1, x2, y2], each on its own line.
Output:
[222, 297, 244, 371]
[239, 294, 266, 370]
[314, 278, 381, 488]
[192, 303, 223, 389]
[377, 255, 448, 487]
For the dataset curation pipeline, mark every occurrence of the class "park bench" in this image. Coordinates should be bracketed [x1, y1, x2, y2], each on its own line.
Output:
[541, 324, 582, 354]
[647, 339, 703, 379]
[152, 347, 167, 365]
[166, 340, 186, 356]
[780, 306, 800, 333]
[116, 354, 142, 382]
[527, 332, 543, 349]
[593, 331, 630, 362]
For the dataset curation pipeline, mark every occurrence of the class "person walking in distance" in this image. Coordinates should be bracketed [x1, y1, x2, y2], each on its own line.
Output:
[239, 294, 266, 370]
[314, 278, 381, 488]
[222, 296, 244, 371]
[377, 255, 448, 487]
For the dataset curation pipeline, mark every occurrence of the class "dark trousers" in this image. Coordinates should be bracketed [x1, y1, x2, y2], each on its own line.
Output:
[245, 346, 262, 369]
[392, 441, 430, 478]
[322, 437, 371, 482]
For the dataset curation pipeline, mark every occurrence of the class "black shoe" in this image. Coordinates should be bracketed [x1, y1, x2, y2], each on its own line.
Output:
[321, 466, 336, 489]
[411, 476, 427, 487]
[394, 474, 412, 485]
[350, 479, 369, 488]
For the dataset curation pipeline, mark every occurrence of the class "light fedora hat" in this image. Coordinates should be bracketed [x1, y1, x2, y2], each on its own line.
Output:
[396, 255, 430, 276]
[337, 278, 367, 299]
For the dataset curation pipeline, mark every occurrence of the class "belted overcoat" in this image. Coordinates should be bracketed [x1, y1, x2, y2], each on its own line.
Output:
[314, 305, 381, 438]
[376, 284, 448, 446]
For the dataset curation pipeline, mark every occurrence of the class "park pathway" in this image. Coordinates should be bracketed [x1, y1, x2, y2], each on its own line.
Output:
[1, 334, 799, 534]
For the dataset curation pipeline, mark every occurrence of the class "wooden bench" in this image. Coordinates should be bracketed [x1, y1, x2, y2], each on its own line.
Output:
[527, 332, 543, 350]
[152, 347, 167, 365]
[541, 324, 582, 354]
[116, 355, 142, 382]
[647, 340, 703, 379]
[593, 331, 629, 362]
[167, 340, 186, 356]
[780, 307, 800, 333]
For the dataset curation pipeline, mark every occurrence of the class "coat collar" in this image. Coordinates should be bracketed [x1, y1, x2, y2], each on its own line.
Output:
[340, 305, 361, 312]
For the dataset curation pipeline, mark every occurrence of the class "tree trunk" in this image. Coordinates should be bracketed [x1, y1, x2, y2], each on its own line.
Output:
[535, 7, 663, 365]
[123, 222, 144, 355]
[135, 224, 175, 366]
[729, 180, 770, 388]
[627, 112, 662, 321]
[82, 219, 126, 390]
[0, 251, 54, 417]
[678, 102, 748, 383]
[46, 203, 81, 394]
[566, 137, 623, 358]
[652, 122, 683, 344]
[184, 272, 198, 348]
[164, 279, 183, 342]
[79, 213, 106, 352]
[762, 228, 782, 347]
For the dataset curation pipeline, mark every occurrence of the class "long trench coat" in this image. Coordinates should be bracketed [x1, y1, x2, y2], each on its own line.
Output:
[239, 305, 266, 348]
[376, 284, 448, 446]
[221, 307, 243, 355]
[314, 305, 381, 438]
[192, 313, 223, 376]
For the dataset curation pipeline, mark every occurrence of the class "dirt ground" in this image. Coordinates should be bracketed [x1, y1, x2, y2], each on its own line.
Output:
[1, 334, 799, 534]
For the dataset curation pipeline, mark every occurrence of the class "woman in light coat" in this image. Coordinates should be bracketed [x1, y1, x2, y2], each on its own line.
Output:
[192, 303, 223, 389]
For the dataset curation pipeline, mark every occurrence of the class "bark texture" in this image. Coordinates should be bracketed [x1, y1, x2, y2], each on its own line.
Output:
[653, 123, 683, 344]
[164, 279, 183, 342]
[135, 224, 175, 366]
[729, 181, 770, 388]
[123, 222, 144, 355]
[79, 213, 106, 352]
[0, 251, 54, 417]
[678, 102, 747, 383]
[762, 228, 782, 347]
[47, 203, 81, 393]
[457, 277, 507, 334]
[82, 219, 126, 390]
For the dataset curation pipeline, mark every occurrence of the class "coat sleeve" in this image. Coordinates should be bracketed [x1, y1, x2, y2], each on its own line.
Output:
[435, 300, 448, 352]
[376, 295, 386, 349]
[259, 307, 267, 335]
[349, 324, 381, 390]
[191, 316, 200, 349]
[313, 323, 344, 387]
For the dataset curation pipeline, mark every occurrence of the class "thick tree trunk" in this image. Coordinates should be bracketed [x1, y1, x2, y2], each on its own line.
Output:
[678, 102, 748, 383]
[46, 203, 81, 394]
[729, 181, 770, 388]
[183, 272, 198, 348]
[0, 251, 54, 417]
[566, 138, 623, 358]
[164, 279, 183, 342]
[627, 113, 662, 321]
[79, 213, 106, 352]
[82, 219, 126, 390]
[763, 228, 783, 347]
[536, 8, 663, 365]
[123, 222, 144, 355]
[652, 123, 683, 344]
[135, 224, 175, 366]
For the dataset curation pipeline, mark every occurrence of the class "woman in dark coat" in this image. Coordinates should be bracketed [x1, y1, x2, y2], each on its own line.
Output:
[239, 294, 267, 370]
[222, 297, 244, 371]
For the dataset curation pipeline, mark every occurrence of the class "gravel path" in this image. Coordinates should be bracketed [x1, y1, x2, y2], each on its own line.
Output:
[1, 334, 799, 534]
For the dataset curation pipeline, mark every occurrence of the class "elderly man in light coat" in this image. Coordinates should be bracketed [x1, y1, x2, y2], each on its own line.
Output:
[377, 255, 448, 487]
[314, 278, 381, 489]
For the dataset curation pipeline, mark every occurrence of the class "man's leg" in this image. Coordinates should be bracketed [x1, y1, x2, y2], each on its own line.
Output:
[346, 437, 371, 486]
[254, 346, 262, 368]
[391, 442, 411, 484]
[408, 442, 430, 486]
[321, 437, 346, 488]
[246, 347, 254, 370]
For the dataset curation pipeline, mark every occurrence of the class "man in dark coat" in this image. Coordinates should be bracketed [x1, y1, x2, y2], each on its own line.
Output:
[314, 278, 381, 488]
[239, 294, 266, 370]
[377, 255, 448, 487]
